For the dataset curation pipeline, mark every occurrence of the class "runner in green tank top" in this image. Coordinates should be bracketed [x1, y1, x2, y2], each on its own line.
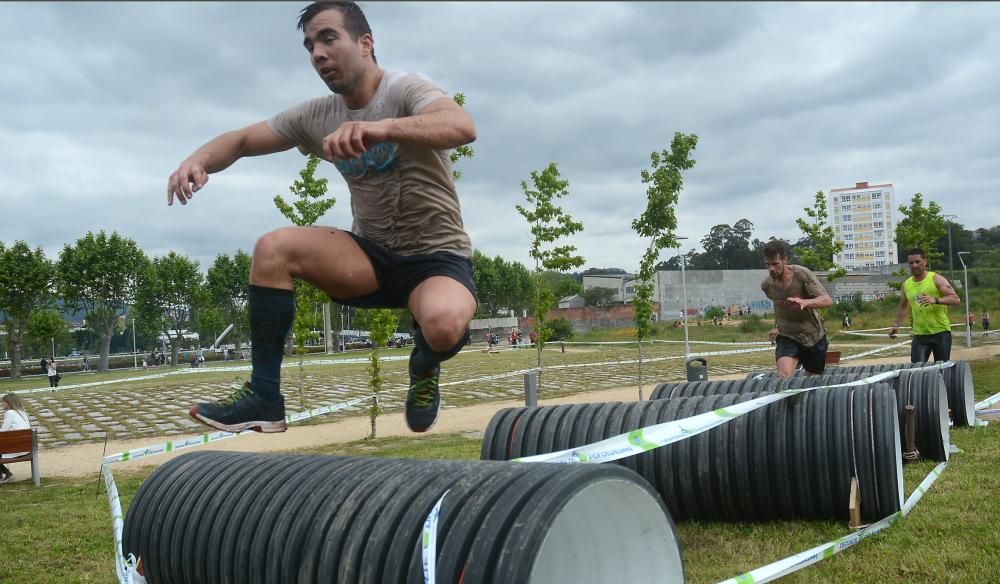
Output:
[889, 247, 961, 362]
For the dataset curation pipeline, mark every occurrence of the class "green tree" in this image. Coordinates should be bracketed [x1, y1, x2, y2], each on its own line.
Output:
[206, 250, 251, 350]
[0, 241, 54, 378]
[133, 252, 205, 366]
[896, 193, 946, 264]
[891, 193, 947, 290]
[25, 308, 74, 359]
[193, 306, 226, 351]
[57, 231, 148, 372]
[583, 287, 616, 307]
[449, 93, 475, 182]
[795, 190, 845, 280]
[515, 162, 585, 386]
[632, 131, 697, 399]
[366, 308, 400, 439]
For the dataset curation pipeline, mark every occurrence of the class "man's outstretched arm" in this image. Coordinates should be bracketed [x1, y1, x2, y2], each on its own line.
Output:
[168, 122, 295, 206]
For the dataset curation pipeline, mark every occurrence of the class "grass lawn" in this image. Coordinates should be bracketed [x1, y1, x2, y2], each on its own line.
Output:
[1, 341, 997, 583]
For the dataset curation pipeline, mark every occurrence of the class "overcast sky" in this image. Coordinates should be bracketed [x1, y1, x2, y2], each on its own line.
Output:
[3, 2, 999, 275]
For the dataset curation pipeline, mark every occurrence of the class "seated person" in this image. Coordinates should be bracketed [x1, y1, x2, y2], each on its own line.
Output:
[1, 393, 31, 484]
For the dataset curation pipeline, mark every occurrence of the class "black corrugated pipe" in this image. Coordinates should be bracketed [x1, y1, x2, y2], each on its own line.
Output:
[794, 361, 976, 427]
[663, 371, 949, 462]
[483, 385, 903, 523]
[122, 451, 684, 584]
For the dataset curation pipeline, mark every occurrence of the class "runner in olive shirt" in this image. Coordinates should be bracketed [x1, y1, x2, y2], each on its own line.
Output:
[760, 240, 833, 377]
[889, 247, 960, 362]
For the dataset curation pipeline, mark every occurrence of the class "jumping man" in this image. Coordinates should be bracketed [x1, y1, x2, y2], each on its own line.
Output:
[167, 0, 478, 434]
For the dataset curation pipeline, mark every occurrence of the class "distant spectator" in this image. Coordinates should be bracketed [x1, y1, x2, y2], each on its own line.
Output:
[983, 311, 991, 335]
[82, 356, 90, 372]
[1, 393, 31, 484]
[47, 358, 59, 387]
[842, 312, 851, 329]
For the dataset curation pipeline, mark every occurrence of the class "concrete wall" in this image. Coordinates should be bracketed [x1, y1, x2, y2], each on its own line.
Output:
[655, 269, 773, 319]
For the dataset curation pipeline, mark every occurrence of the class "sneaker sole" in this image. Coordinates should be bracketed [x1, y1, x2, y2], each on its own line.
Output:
[189, 407, 287, 434]
[404, 409, 439, 433]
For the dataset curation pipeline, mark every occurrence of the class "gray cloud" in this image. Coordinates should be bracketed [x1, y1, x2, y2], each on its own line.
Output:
[2, 1, 999, 275]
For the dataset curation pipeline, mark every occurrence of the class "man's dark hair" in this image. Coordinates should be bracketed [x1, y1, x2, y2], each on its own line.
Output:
[762, 240, 787, 260]
[298, 1, 376, 63]
[907, 247, 927, 260]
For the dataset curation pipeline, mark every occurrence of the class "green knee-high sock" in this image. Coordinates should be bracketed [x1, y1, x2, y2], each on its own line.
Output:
[248, 285, 295, 401]
[411, 325, 470, 375]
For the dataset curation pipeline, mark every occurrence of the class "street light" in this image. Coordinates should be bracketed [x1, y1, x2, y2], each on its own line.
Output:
[943, 214, 958, 282]
[132, 318, 138, 369]
[676, 237, 690, 360]
[957, 252, 972, 348]
[50, 337, 55, 359]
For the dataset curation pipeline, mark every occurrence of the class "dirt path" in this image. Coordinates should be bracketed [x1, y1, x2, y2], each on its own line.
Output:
[8, 344, 998, 481]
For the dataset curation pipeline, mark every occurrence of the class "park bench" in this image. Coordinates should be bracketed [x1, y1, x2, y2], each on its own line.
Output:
[0, 428, 41, 487]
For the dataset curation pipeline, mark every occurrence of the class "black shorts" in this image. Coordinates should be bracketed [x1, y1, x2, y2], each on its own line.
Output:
[774, 334, 829, 374]
[331, 232, 478, 311]
[911, 331, 951, 363]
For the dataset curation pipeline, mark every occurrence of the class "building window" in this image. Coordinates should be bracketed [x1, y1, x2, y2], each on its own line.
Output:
[872, 192, 881, 199]
[843, 233, 853, 241]
[842, 214, 852, 222]
[873, 221, 884, 228]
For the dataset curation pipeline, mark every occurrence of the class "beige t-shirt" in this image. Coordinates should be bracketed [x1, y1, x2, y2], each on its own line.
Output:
[761, 265, 827, 346]
[266, 70, 472, 257]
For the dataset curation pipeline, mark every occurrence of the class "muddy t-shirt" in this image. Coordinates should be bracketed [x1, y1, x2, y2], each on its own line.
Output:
[266, 70, 472, 257]
[761, 265, 827, 346]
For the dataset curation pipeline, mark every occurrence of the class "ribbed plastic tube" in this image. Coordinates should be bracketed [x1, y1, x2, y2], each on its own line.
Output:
[660, 370, 949, 462]
[122, 451, 685, 584]
[483, 385, 903, 522]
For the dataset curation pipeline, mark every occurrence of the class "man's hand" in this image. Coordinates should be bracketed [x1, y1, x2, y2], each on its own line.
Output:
[786, 297, 810, 310]
[322, 120, 391, 161]
[768, 327, 780, 345]
[167, 161, 209, 206]
[915, 293, 935, 306]
[888, 325, 899, 340]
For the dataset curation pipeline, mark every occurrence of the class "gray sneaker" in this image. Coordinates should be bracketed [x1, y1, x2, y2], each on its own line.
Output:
[405, 358, 441, 433]
[189, 382, 287, 433]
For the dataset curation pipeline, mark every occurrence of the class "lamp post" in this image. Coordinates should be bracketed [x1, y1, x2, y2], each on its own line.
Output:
[50, 337, 55, 359]
[677, 237, 690, 360]
[957, 252, 972, 348]
[943, 214, 957, 282]
[132, 318, 138, 369]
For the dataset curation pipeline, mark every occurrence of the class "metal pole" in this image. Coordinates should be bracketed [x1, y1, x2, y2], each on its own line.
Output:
[958, 252, 971, 348]
[681, 253, 690, 360]
[132, 318, 138, 369]
[943, 214, 957, 282]
[51, 337, 55, 358]
[523, 371, 538, 406]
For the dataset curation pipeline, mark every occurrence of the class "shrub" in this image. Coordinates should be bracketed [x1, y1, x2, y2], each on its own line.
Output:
[547, 318, 574, 341]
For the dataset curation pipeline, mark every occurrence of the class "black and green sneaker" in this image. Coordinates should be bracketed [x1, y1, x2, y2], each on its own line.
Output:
[405, 360, 441, 433]
[189, 382, 287, 434]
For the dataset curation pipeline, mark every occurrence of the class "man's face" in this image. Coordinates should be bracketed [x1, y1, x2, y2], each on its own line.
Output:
[302, 9, 371, 94]
[765, 254, 788, 280]
[907, 254, 927, 277]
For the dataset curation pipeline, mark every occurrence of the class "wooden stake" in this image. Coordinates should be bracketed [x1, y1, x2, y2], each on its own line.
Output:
[904, 404, 917, 460]
[849, 477, 862, 529]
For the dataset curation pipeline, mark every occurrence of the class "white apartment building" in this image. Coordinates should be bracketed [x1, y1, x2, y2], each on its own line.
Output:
[829, 181, 897, 271]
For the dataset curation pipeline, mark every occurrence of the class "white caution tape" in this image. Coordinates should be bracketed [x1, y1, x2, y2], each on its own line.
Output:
[103, 395, 370, 465]
[514, 362, 954, 465]
[422, 490, 449, 584]
[718, 462, 947, 584]
[513, 369, 909, 464]
[841, 340, 912, 361]
[976, 408, 1000, 417]
[102, 463, 130, 584]
[975, 390, 1000, 411]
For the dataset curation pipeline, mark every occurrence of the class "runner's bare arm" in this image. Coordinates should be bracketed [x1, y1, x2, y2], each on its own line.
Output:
[168, 122, 295, 205]
[932, 274, 961, 305]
